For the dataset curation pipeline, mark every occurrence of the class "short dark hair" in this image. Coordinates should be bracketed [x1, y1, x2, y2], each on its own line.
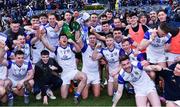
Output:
[159, 22, 170, 34]
[125, 12, 130, 18]
[121, 38, 130, 44]
[102, 21, 109, 25]
[100, 14, 107, 18]
[65, 10, 72, 15]
[41, 50, 49, 56]
[48, 13, 58, 19]
[39, 13, 48, 18]
[59, 33, 68, 39]
[88, 32, 95, 36]
[11, 19, 20, 24]
[17, 34, 25, 38]
[113, 28, 122, 32]
[106, 34, 113, 39]
[15, 50, 24, 56]
[157, 9, 166, 15]
[113, 17, 121, 22]
[138, 13, 148, 19]
[106, 10, 113, 14]
[31, 15, 39, 20]
[129, 12, 137, 17]
[159, 22, 179, 36]
[73, 9, 79, 12]
[120, 55, 130, 63]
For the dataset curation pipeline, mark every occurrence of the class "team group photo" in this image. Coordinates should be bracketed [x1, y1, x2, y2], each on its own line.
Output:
[0, 0, 180, 106]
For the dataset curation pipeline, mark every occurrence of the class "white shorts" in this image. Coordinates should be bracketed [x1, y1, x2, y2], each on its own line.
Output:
[83, 71, 100, 84]
[108, 74, 119, 83]
[135, 85, 157, 96]
[61, 70, 79, 85]
[108, 67, 119, 83]
[9, 78, 20, 88]
[166, 52, 180, 62]
[147, 52, 166, 63]
[0, 66, 7, 80]
[108, 75, 114, 82]
[166, 100, 180, 106]
[49, 51, 56, 58]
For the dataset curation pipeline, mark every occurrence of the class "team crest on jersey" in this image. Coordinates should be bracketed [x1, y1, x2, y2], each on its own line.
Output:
[130, 57, 135, 61]
[134, 71, 139, 75]
[88, 55, 92, 58]
[110, 58, 115, 62]
[114, 52, 118, 56]
[105, 54, 109, 57]
[67, 49, 70, 53]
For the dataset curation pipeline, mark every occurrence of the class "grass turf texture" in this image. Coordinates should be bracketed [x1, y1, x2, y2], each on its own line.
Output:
[4, 88, 135, 106]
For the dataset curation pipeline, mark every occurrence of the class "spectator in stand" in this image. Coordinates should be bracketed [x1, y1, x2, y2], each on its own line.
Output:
[108, 0, 116, 10]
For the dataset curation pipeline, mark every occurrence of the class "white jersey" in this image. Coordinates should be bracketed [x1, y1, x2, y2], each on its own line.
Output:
[118, 61, 155, 93]
[45, 23, 61, 47]
[114, 41, 122, 49]
[55, 44, 77, 73]
[144, 30, 171, 55]
[0, 53, 9, 80]
[95, 25, 102, 33]
[25, 26, 45, 63]
[81, 44, 99, 73]
[126, 49, 136, 61]
[125, 49, 144, 62]
[14, 44, 30, 61]
[7, 61, 32, 81]
[100, 47, 125, 72]
[0, 64, 7, 80]
[31, 40, 45, 64]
